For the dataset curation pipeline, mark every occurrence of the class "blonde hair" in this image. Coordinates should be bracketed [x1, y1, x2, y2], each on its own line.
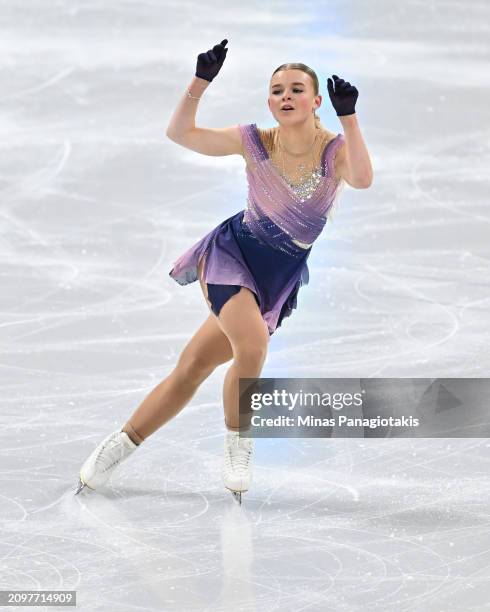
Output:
[271, 62, 325, 130]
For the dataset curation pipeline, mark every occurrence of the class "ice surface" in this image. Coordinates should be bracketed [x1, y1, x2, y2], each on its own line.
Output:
[1, 0, 489, 610]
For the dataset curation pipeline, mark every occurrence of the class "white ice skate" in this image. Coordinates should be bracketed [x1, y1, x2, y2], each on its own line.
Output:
[75, 429, 139, 494]
[222, 430, 254, 505]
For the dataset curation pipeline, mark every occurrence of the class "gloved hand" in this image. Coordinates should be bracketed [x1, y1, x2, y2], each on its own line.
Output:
[327, 74, 358, 116]
[195, 39, 229, 82]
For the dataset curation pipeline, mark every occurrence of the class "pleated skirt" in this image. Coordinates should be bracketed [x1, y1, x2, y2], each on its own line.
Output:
[168, 209, 311, 336]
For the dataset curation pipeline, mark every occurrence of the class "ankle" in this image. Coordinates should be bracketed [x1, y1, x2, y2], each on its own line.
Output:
[121, 422, 145, 446]
[225, 426, 251, 435]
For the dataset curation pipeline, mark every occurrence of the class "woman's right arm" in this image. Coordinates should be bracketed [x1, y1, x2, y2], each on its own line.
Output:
[165, 40, 242, 158]
[165, 76, 243, 157]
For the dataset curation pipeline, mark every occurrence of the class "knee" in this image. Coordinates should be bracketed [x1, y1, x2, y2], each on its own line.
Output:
[234, 343, 268, 369]
[175, 353, 215, 383]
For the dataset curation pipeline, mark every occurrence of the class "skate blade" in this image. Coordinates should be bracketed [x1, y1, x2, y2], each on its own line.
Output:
[74, 479, 86, 495]
[231, 491, 242, 505]
[74, 478, 95, 495]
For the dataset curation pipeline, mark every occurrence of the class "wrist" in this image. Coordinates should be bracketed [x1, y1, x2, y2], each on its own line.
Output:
[338, 112, 357, 125]
[190, 75, 211, 94]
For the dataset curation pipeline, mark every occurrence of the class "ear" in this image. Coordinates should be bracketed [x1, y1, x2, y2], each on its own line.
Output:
[314, 94, 322, 111]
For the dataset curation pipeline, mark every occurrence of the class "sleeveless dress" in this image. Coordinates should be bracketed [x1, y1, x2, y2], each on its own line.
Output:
[168, 123, 345, 336]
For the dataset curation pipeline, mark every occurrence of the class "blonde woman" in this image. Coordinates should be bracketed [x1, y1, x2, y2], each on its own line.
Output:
[75, 39, 373, 504]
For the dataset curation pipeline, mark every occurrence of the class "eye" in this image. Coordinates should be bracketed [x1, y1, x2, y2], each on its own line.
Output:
[272, 88, 304, 95]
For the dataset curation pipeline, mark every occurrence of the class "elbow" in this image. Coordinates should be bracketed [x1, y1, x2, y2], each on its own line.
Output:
[358, 174, 373, 189]
[165, 128, 194, 144]
[165, 124, 182, 141]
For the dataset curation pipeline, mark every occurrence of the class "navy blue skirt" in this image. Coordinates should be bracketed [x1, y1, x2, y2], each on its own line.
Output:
[205, 210, 310, 335]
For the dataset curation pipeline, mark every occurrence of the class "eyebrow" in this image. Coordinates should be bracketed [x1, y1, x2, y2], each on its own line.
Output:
[271, 82, 305, 88]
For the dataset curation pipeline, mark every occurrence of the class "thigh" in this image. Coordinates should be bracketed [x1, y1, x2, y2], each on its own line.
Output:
[218, 287, 270, 357]
[178, 313, 233, 371]
[197, 253, 270, 352]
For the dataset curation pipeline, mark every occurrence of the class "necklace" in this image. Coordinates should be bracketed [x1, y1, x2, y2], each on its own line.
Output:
[276, 130, 322, 200]
[278, 131, 317, 157]
[277, 131, 319, 177]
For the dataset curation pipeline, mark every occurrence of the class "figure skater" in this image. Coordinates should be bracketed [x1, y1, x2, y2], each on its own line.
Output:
[75, 39, 373, 504]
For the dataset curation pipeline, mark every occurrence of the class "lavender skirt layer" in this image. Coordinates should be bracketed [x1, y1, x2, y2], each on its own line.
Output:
[168, 210, 310, 335]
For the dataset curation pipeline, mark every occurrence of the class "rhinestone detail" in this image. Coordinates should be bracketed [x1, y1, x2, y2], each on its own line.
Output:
[239, 124, 345, 256]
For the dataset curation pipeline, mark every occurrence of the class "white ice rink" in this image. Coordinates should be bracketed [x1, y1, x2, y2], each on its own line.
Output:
[1, 1, 489, 610]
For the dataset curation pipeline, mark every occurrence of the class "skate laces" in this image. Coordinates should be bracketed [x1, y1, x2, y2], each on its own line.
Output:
[227, 435, 253, 474]
[95, 434, 127, 474]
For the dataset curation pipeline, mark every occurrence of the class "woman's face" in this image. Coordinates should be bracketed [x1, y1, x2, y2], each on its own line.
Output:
[268, 69, 321, 125]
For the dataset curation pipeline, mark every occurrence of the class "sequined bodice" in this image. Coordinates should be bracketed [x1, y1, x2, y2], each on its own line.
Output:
[283, 165, 323, 203]
[281, 167, 323, 248]
[238, 123, 345, 257]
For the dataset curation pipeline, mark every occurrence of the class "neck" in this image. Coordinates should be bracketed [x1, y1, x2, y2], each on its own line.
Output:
[277, 118, 318, 155]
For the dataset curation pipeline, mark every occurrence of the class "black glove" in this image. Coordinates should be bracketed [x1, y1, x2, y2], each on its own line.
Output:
[327, 74, 358, 116]
[195, 39, 229, 82]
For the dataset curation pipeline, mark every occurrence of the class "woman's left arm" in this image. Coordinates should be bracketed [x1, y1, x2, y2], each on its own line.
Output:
[338, 114, 373, 189]
[327, 74, 373, 189]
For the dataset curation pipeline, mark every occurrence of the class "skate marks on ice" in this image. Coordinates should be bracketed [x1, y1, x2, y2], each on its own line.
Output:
[70, 485, 217, 609]
[3, 422, 488, 609]
[242, 437, 490, 610]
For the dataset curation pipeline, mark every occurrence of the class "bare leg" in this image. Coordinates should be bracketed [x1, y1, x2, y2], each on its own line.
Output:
[119, 304, 233, 444]
[122, 255, 236, 444]
[218, 288, 270, 431]
[195, 252, 270, 432]
[122, 254, 268, 444]
[123, 253, 233, 444]
[122, 313, 233, 443]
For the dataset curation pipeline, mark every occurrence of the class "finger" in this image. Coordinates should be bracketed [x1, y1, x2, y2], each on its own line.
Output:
[198, 52, 210, 65]
[220, 39, 228, 47]
[207, 50, 217, 63]
[213, 42, 224, 54]
[327, 77, 334, 96]
[214, 44, 227, 62]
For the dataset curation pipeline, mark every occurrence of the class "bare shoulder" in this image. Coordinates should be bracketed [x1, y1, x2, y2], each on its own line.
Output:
[318, 127, 340, 146]
[256, 126, 276, 156]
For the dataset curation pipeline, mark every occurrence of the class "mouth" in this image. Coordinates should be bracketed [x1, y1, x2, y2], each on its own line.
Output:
[281, 107, 294, 112]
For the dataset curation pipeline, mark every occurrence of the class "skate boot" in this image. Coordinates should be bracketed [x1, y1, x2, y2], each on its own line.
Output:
[222, 430, 254, 505]
[75, 429, 139, 494]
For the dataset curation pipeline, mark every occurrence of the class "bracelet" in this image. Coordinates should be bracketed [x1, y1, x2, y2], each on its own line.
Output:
[186, 89, 201, 100]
